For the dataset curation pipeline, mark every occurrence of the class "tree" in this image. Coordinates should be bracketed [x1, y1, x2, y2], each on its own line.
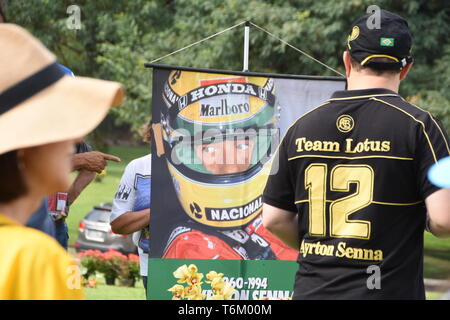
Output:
[6, 0, 450, 133]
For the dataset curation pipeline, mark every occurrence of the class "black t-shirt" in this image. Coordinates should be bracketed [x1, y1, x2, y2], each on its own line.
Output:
[263, 88, 450, 299]
[76, 142, 92, 154]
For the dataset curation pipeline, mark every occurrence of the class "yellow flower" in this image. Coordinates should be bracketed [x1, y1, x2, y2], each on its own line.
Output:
[170, 265, 234, 301]
[221, 282, 236, 300]
[184, 284, 205, 300]
[168, 284, 185, 300]
[210, 283, 235, 300]
[173, 264, 191, 284]
[211, 277, 226, 292]
[210, 278, 235, 299]
[188, 272, 204, 286]
[190, 293, 206, 300]
[187, 264, 198, 275]
[205, 271, 224, 283]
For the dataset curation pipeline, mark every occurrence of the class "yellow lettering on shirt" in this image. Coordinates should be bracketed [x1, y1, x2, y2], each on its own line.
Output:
[295, 137, 391, 154]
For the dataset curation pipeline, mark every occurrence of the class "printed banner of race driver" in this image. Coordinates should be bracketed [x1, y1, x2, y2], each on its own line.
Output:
[148, 66, 345, 299]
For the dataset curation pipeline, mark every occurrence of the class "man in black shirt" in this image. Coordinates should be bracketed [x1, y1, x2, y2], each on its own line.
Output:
[262, 9, 450, 299]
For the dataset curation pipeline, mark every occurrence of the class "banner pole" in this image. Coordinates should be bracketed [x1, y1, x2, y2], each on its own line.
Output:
[243, 21, 250, 72]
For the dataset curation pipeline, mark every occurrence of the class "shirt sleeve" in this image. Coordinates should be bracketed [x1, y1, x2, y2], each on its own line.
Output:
[6, 231, 85, 300]
[263, 136, 297, 213]
[416, 114, 450, 199]
[110, 161, 137, 222]
[75, 142, 92, 154]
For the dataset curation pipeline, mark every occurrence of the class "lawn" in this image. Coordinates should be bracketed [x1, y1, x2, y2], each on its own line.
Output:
[424, 232, 450, 281]
[66, 145, 450, 300]
[83, 274, 146, 300]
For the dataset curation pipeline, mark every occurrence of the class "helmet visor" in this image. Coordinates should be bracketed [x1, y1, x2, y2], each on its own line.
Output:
[172, 127, 277, 176]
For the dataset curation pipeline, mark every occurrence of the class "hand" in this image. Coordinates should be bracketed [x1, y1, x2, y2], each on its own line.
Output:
[72, 151, 121, 173]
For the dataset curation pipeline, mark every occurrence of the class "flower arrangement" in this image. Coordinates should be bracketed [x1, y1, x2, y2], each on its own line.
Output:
[77, 249, 140, 287]
[97, 249, 127, 284]
[78, 249, 103, 281]
[127, 254, 141, 280]
[168, 264, 236, 300]
[119, 253, 141, 286]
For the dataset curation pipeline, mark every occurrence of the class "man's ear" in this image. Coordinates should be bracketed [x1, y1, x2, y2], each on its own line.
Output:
[399, 62, 413, 81]
[343, 51, 352, 78]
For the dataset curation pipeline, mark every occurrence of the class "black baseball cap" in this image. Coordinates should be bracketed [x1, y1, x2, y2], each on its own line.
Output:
[347, 9, 413, 70]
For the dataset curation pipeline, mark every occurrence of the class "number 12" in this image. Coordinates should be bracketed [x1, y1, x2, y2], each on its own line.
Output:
[305, 164, 374, 240]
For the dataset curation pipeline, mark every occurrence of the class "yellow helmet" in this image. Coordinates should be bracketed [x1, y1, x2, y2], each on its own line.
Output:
[159, 70, 280, 228]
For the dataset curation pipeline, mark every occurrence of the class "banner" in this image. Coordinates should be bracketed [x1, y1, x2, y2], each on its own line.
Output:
[148, 66, 345, 300]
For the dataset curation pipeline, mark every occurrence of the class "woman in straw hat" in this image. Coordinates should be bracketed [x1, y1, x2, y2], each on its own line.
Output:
[0, 24, 123, 299]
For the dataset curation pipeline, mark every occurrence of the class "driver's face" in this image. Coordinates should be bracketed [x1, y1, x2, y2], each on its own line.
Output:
[195, 138, 255, 174]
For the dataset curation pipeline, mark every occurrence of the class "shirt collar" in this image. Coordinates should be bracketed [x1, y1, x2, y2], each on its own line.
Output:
[330, 88, 398, 100]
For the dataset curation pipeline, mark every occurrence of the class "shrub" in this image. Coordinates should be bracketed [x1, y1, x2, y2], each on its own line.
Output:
[97, 249, 128, 281]
[78, 249, 103, 280]
[78, 249, 141, 286]
[126, 254, 141, 281]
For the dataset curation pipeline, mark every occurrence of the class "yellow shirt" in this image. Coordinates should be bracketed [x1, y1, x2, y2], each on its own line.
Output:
[0, 214, 84, 300]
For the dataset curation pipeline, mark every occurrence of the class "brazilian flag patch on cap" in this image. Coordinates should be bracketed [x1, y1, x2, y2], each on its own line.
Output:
[380, 38, 394, 47]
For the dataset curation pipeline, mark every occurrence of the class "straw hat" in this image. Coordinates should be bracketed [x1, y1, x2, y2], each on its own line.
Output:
[0, 24, 124, 155]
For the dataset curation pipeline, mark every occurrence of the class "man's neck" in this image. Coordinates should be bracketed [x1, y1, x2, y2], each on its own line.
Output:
[346, 73, 400, 93]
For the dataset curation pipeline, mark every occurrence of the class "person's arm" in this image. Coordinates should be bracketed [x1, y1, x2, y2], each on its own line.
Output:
[110, 208, 150, 235]
[110, 158, 152, 235]
[262, 132, 299, 250]
[262, 204, 299, 250]
[425, 188, 450, 238]
[66, 169, 96, 206]
[415, 114, 450, 237]
[72, 151, 121, 173]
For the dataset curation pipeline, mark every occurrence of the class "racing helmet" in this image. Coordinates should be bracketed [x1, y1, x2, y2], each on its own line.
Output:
[158, 70, 280, 229]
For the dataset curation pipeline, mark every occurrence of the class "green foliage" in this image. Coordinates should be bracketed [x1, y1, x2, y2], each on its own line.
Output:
[97, 249, 128, 280]
[6, 0, 450, 132]
[78, 250, 102, 279]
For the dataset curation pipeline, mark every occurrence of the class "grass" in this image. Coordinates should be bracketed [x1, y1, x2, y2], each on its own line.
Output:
[65, 145, 450, 299]
[424, 232, 450, 251]
[426, 291, 443, 300]
[83, 274, 146, 300]
[424, 233, 450, 280]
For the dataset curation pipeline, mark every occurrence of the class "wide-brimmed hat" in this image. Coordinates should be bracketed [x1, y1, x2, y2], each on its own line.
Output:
[0, 24, 124, 155]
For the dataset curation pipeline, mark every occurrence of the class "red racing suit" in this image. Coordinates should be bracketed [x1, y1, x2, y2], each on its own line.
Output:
[162, 215, 298, 261]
